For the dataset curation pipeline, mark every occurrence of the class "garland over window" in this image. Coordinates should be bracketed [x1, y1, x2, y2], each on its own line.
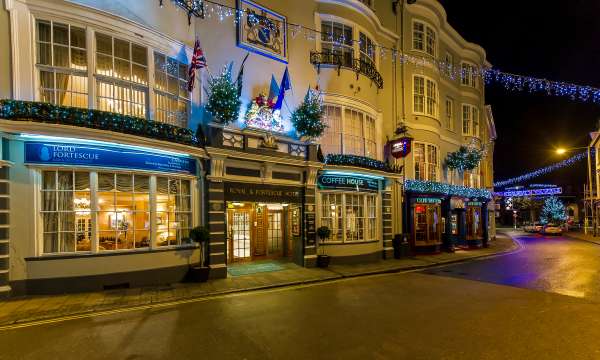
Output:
[325, 154, 403, 174]
[0, 100, 202, 147]
[446, 146, 484, 171]
[404, 179, 492, 200]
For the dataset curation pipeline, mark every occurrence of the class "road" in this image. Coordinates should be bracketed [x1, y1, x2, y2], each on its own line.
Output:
[3, 231, 600, 359]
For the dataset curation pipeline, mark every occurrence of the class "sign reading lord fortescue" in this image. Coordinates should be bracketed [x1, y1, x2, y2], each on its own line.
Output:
[224, 182, 303, 203]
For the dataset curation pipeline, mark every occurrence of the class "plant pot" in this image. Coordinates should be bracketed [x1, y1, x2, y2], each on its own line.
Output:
[188, 266, 210, 282]
[317, 254, 330, 268]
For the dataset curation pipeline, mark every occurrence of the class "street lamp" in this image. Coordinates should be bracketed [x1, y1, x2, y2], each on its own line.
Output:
[555, 146, 588, 155]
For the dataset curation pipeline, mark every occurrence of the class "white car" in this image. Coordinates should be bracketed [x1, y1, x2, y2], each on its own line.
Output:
[542, 224, 563, 235]
[523, 223, 543, 233]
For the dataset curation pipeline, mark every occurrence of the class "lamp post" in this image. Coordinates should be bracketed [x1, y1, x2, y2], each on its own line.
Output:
[555, 146, 588, 155]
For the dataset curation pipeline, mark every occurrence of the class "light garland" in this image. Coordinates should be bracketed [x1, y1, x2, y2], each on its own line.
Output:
[494, 151, 589, 188]
[404, 179, 492, 200]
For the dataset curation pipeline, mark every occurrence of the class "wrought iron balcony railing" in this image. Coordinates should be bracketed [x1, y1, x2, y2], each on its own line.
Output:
[310, 51, 384, 89]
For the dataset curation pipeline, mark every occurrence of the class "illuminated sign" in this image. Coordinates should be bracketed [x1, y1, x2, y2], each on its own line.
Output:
[25, 141, 196, 174]
[495, 187, 563, 197]
[389, 137, 412, 159]
[317, 174, 380, 192]
[415, 197, 442, 204]
[467, 201, 483, 207]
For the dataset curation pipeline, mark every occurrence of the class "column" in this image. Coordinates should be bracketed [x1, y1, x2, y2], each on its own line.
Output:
[206, 157, 227, 279]
[303, 167, 318, 267]
[0, 165, 10, 297]
[382, 181, 393, 259]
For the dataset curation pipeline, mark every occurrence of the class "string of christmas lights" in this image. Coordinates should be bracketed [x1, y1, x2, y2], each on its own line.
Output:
[494, 151, 589, 188]
[162, 0, 600, 106]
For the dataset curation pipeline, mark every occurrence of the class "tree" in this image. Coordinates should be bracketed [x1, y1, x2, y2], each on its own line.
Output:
[291, 89, 326, 140]
[205, 66, 241, 125]
[540, 196, 567, 225]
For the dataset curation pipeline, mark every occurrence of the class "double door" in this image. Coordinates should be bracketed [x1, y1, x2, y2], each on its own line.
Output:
[413, 204, 442, 246]
[227, 204, 293, 263]
[466, 206, 483, 240]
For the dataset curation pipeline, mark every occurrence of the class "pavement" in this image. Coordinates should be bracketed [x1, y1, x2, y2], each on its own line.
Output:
[3, 232, 600, 359]
[562, 229, 600, 245]
[0, 233, 517, 328]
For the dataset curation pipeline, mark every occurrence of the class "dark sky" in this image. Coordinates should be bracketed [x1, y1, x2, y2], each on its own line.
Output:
[439, 0, 600, 193]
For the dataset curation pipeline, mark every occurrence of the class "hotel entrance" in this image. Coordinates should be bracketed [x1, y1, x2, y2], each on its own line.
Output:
[226, 202, 301, 263]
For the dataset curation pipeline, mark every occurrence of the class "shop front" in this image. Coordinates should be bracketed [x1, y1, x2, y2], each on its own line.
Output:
[404, 180, 492, 253]
[7, 135, 204, 295]
[316, 170, 394, 263]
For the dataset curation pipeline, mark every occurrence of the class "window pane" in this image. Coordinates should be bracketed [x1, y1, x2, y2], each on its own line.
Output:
[53, 23, 69, 45]
[37, 43, 51, 66]
[114, 58, 130, 81]
[96, 54, 113, 77]
[131, 44, 147, 65]
[114, 38, 130, 60]
[96, 33, 112, 55]
[132, 64, 147, 85]
[37, 21, 51, 43]
[40, 71, 54, 90]
[98, 173, 115, 191]
[71, 48, 87, 70]
[70, 26, 86, 48]
[53, 45, 69, 67]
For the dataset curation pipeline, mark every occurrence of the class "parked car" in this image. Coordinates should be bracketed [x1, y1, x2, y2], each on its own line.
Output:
[542, 224, 563, 235]
[523, 222, 543, 233]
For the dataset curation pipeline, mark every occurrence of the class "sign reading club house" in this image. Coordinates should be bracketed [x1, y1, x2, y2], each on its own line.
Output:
[318, 173, 380, 192]
[25, 141, 196, 175]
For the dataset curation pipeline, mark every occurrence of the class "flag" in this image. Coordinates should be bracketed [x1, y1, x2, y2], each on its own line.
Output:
[268, 75, 280, 102]
[236, 53, 250, 97]
[187, 39, 207, 92]
[274, 67, 291, 110]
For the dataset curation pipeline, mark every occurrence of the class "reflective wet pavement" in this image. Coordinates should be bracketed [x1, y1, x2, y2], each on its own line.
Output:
[423, 231, 600, 300]
[4, 231, 600, 359]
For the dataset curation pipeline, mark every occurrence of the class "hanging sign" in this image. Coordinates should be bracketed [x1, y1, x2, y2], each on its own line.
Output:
[389, 137, 412, 159]
[317, 174, 380, 192]
[25, 141, 196, 175]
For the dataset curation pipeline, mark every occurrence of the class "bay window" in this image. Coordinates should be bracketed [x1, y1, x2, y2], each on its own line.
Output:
[320, 20, 354, 67]
[154, 52, 191, 128]
[36, 20, 88, 108]
[95, 33, 148, 118]
[320, 193, 378, 243]
[40, 170, 194, 254]
[413, 21, 436, 57]
[414, 143, 439, 181]
[462, 104, 480, 137]
[413, 76, 438, 118]
[321, 104, 379, 159]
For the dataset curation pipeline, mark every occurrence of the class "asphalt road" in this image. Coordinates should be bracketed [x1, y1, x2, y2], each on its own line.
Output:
[3, 231, 600, 359]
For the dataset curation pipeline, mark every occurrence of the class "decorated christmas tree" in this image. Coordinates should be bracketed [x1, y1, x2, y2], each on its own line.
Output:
[205, 66, 241, 125]
[540, 196, 567, 224]
[291, 89, 326, 140]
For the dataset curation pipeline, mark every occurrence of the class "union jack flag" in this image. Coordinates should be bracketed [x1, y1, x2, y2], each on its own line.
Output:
[187, 39, 207, 92]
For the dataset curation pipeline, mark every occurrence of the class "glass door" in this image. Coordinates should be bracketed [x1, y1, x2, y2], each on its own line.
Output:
[228, 209, 251, 262]
[467, 207, 483, 240]
[267, 210, 283, 256]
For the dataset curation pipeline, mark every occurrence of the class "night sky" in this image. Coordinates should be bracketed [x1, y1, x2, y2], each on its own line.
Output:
[439, 0, 600, 194]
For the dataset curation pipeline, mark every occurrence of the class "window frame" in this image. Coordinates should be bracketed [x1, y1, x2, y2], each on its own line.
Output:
[153, 51, 191, 128]
[413, 142, 440, 182]
[412, 20, 437, 57]
[319, 191, 379, 244]
[37, 168, 197, 256]
[461, 61, 479, 88]
[413, 75, 439, 119]
[462, 104, 480, 137]
[320, 102, 380, 160]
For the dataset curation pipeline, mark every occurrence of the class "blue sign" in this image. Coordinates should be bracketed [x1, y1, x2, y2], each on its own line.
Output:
[25, 141, 196, 175]
[318, 174, 379, 192]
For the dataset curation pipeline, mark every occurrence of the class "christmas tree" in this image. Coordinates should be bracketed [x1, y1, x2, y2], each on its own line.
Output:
[540, 196, 567, 224]
[205, 66, 241, 125]
[291, 89, 326, 140]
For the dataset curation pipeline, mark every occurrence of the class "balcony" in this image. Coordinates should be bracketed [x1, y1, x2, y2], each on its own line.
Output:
[325, 154, 402, 174]
[310, 51, 384, 89]
[0, 100, 203, 147]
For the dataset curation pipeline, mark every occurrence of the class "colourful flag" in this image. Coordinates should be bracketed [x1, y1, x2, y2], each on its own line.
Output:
[268, 75, 280, 102]
[187, 39, 207, 92]
[274, 67, 291, 110]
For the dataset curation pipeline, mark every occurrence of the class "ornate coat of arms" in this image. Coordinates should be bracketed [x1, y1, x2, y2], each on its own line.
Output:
[237, 0, 288, 63]
[244, 93, 285, 133]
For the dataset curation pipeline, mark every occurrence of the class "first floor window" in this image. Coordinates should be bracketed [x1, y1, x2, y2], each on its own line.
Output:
[41, 170, 193, 254]
[462, 104, 479, 137]
[413, 76, 438, 118]
[320, 192, 378, 243]
[96, 79, 147, 118]
[359, 32, 376, 66]
[445, 97, 454, 131]
[461, 62, 478, 88]
[320, 20, 353, 67]
[320, 104, 379, 160]
[414, 143, 439, 181]
[464, 166, 481, 188]
[413, 21, 436, 57]
[154, 52, 190, 128]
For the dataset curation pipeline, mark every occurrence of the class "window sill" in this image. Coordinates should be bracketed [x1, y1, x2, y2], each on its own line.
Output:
[410, 49, 436, 59]
[319, 239, 380, 246]
[26, 244, 198, 261]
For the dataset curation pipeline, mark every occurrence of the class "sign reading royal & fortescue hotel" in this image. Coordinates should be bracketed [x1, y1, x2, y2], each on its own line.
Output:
[224, 182, 303, 203]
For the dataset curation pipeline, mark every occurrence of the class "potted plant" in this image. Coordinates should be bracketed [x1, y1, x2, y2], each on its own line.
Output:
[188, 225, 210, 282]
[316, 226, 331, 268]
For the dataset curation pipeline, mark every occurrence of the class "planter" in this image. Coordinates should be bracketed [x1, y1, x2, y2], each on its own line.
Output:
[188, 266, 210, 282]
[316, 254, 330, 268]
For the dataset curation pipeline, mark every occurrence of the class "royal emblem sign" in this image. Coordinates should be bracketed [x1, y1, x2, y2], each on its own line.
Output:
[237, 0, 288, 63]
[244, 94, 285, 132]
